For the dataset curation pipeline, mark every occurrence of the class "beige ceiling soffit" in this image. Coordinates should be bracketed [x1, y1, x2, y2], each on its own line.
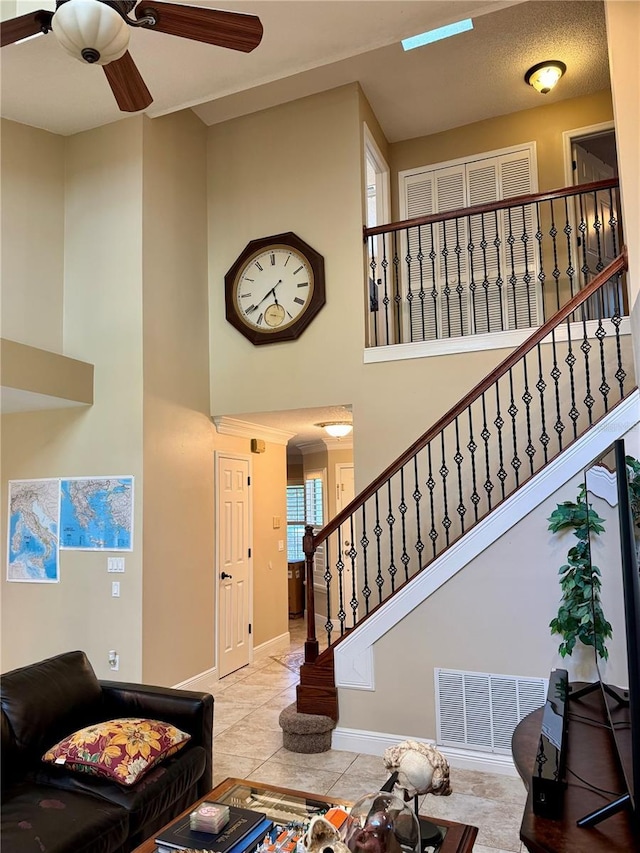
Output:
[1, 338, 93, 407]
[322, 436, 353, 451]
[212, 416, 295, 446]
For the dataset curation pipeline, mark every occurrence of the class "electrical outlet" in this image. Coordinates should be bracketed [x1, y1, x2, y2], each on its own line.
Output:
[108, 650, 119, 671]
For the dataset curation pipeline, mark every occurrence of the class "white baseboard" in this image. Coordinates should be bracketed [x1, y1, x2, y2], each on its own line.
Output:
[332, 726, 518, 777]
[172, 665, 218, 692]
[253, 631, 291, 659]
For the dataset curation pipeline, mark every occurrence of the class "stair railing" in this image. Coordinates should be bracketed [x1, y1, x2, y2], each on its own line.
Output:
[364, 178, 622, 349]
[302, 250, 633, 669]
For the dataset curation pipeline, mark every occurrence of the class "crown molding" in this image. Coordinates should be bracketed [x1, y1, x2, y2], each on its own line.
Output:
[212, 416, 295, 446]
[298, 437, 354, 455]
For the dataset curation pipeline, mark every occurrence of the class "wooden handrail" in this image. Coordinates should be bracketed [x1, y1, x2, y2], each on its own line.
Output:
[313, 251, 628, 548]
[363, 178, 620, 239]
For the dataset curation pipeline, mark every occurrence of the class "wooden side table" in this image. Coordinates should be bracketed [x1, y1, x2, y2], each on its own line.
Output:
[512, 685, 638, 852]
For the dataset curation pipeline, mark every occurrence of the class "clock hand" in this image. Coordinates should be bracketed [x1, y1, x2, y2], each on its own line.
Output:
[246, 280, 282, 313]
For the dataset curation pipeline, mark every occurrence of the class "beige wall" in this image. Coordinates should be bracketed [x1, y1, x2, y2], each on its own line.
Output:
[141, 111, 214, 685]
[389, 90, 614, 218]
[207, 84, 508, 499]
[1, 118, 146, 678]
[1, 120, 65, 352]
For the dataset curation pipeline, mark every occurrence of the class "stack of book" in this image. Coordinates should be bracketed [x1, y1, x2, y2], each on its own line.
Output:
[155, 803, 273, 853]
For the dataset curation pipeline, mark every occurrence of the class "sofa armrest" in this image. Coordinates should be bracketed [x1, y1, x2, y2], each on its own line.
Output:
[98, 680, 213, 794]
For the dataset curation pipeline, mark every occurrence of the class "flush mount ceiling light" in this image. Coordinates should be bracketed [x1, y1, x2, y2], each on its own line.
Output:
[316, 422, 353, 439]
[524, 60, 566, 94]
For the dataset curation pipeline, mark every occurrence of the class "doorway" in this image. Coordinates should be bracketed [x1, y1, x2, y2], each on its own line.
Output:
[215, 452, 252, 678]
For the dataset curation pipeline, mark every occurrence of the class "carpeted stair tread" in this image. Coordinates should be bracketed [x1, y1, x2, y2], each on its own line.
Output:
[278, 702, 336, 753]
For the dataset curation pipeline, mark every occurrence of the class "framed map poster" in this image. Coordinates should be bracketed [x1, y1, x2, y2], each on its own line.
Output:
[8, 479, 60, 582]
[60, 476, 134, 551]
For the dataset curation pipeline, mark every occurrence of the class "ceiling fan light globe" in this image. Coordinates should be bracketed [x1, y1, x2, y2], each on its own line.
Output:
[53, 0, 130, 65]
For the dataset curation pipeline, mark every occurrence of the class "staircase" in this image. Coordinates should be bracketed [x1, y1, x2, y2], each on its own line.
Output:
[295, 179, 635, 723]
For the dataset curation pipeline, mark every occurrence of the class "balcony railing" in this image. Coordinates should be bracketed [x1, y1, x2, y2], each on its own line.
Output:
[363, 178, 622, 350]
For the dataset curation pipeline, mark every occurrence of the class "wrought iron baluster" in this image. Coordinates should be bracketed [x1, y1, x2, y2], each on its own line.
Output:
[440, 431, 451, 546]
[521, 203, 533, 328]
[398, 466, 410, 583]
[348, 514, 358, 627]
[480, 392, 493, 511]
[467, 213, 478, 334]
[580, 307, 594, 426]
[454, 217, 465, 336]
[507, 367, 521, 488]
[577, 192, 590, 291]
[416, 225, 427, 342]
[368, 235, 379, 347]
[381, 232, 391, 344]
[373, 490, 383, 606]
[387, 479, 397, 593]
[592, 190, 604, 274]
[413, 455, 424, 572]
[429, 222, 439, 340]
[323, 544, 333, 646]
[467, 405, 480, 524]
[506, 207, 518, 329]
[360, 504, 371, 616]
[563, 197, 576, 304]
[521, 355, 535, 477]
[479, 212, 491, 332]
[565, 320, 579, 441]
[535, 201, 546, 322]
[335, 525, 346, 637]
[405, 226, 415, 343]
[549, 198, 562, 309]
[612, 273, 626, 399]
[426, 442, 437, 559]
[440, 220, 453, 339]
[595, 296, 609, 413]
[609, 187, 619, 259]
[550, 328, 564, 452]
[454, 417, 465, 535]
[494, 383, 507, 501]
[535, 342, 550, 465]
[493, 209, 505, 331]
[393, 230, 402, 344]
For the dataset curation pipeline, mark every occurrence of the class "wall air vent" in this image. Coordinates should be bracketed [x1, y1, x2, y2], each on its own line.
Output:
[435, 668, 548, 753]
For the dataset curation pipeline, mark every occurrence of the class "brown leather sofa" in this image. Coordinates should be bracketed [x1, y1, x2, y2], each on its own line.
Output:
[1, 650, 214, 853]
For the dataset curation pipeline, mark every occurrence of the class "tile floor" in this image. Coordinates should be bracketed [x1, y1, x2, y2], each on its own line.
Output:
[211, 620, 528, 853]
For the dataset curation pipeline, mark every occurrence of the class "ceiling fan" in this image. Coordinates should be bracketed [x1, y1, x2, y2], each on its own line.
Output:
[0, 0, 263, 112]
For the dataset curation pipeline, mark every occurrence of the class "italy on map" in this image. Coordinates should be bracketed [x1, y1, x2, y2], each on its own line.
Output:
[60, 477, 133, 551]
[8, 479, 60, 582]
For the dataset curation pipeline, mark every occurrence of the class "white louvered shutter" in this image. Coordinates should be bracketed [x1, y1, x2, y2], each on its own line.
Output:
[499, 150, 538, 329]
[405, 173, 437, 341]
[466, 157, 502, 333]
[435, 165, 468, 338]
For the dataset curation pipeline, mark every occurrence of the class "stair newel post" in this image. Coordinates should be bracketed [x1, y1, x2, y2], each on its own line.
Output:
[303, 524, 319, 664]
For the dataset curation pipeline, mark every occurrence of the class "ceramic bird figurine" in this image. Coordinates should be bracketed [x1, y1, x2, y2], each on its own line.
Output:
[383, 740, 452, 798]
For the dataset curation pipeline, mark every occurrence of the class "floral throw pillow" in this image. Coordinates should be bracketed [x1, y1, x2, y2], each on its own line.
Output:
[42, 717, 191, 786]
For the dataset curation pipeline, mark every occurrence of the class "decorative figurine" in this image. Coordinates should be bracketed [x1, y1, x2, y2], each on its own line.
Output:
[303, 815, 352, 853]
[383, 740, 452, 798]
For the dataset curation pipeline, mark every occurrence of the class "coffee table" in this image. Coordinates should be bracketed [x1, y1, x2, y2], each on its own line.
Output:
[133, 777, 478, 853]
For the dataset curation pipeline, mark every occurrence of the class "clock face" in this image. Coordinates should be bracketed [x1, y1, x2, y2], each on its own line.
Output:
[224, 232, 325, 345]
[233, 245, 315, 333]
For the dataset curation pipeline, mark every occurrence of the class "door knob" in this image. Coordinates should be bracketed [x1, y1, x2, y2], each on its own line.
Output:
[220, 572, 233, 580]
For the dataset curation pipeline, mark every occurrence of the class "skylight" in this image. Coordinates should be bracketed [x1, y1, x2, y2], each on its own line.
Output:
[401, 19, 473, 51]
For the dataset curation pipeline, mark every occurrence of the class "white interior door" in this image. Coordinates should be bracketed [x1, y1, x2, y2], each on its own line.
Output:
[216, 453, 251, 678]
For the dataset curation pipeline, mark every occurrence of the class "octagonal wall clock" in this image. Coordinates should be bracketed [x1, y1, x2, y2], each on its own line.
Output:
[224, 232, 326, 345]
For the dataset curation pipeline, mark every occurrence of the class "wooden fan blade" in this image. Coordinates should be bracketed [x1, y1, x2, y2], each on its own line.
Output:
[103, 52, 153, 112]
[135, 2, 263, 52]
[1, 10, 52, 48]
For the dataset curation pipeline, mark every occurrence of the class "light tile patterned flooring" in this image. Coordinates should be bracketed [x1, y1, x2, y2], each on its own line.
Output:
[211, 620, 528, 853]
